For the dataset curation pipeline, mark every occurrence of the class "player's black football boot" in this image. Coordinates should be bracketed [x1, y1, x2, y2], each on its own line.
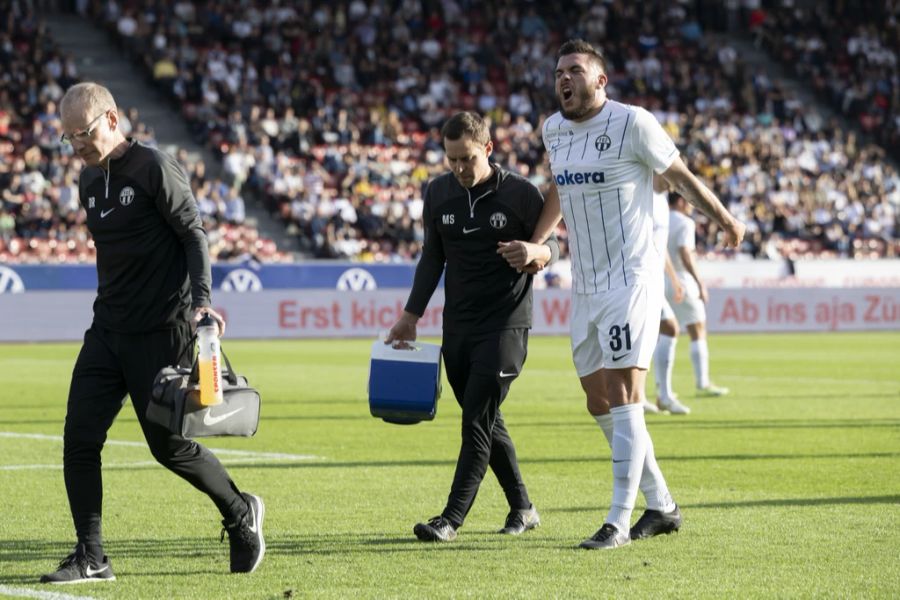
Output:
[579, 523, 630, 549]
[630, 505, 683, 540]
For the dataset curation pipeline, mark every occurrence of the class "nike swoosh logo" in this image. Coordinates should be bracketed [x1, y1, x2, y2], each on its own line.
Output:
[462, 227, 481, 234]
[498, 370, 517, 378]
[611, 354, 627, 362]
[611, 459, 630, 463]
[85, 564, 109, 576]
[203, 406, 244, 426]
[100, 208, 116, 218]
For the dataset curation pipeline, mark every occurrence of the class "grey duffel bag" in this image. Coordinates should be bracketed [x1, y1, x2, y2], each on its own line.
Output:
[148, 344, 260, 438]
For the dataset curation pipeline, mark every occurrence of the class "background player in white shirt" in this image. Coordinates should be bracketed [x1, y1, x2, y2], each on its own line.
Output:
[646, 175, 691, 415]
[501, 39, 744, 550]
[667, 193, 730, 397]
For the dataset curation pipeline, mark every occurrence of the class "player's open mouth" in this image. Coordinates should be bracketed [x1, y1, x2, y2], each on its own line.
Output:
[561, 88, 574, 101]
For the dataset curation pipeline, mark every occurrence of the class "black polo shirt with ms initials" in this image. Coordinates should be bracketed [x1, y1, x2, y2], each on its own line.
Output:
[406, 165, 559, 333]
[79, 139, 211, 333]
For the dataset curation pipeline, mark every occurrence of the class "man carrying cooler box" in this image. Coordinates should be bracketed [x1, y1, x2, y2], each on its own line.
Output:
[386, 111, 559, 542]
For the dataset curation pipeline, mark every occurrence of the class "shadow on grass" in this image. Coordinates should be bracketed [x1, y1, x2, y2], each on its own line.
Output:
[1, 538, 227, 580]
[691, 495, 900, 509]
[0, 533, 567, 571]
[218, 450, 900, 471]
[552, 494, 900, 514]
[265, 530, 573, 556]
[4, 451, 892, 473]
[0, 537, 228, 561]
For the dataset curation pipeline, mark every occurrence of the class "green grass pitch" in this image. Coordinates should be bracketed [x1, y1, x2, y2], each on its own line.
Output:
[0, 332, 898, 599]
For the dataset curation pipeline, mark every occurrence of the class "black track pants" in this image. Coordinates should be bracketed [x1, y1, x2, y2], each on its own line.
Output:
[63, 324, 247, 553]
[440, 328, 531, 527]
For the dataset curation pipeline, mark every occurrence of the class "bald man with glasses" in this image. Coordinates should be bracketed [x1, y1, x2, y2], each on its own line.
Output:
[41, 82, 265, 584]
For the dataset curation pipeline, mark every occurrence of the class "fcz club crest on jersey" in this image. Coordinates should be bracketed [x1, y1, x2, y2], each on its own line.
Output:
[119, 186, 135, 206]
[489, 212, 507, 229]
[595, 134, 612, 153]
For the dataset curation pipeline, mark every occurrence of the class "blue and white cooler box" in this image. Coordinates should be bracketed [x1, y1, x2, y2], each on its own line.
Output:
[368, 339, 442, 424]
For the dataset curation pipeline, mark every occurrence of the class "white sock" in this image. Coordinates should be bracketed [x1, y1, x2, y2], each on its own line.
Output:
[690, 338, 710, 389]
[654, 334, 677, 403]
[640, 435, 675, 512]
[594, 413, 614, 444]
[594, 414, 674, 513]
[605, 404, 648, 534]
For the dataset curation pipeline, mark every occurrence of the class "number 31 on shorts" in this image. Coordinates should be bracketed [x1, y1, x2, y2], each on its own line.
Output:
[608, 323, 631, 352]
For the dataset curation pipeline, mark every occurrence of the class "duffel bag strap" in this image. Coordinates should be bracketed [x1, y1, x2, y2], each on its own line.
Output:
[177, 333, 198, 367]
[184, 339, 240, 387]
[220, 348, 239, 385]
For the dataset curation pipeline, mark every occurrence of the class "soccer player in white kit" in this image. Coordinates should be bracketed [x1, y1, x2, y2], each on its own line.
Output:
[647, 175, 691, 415]
[500, 39, 745, 549]
[667, 193, 731, 396]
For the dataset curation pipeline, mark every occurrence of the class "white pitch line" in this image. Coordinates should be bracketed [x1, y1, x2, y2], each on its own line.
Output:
[0, 464, 69, 471]
[0, 431, 322, 461]
[0, 584, 98, 600]
[0, 457, 318, 471]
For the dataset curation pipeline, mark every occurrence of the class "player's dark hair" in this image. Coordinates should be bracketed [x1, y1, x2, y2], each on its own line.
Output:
[558, 39, 608, 74]
[441, 111, 490, 146]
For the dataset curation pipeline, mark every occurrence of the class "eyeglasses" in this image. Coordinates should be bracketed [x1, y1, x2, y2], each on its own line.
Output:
[60, 110, 109, 144]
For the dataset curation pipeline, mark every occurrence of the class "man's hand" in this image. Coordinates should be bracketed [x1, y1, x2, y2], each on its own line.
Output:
[722, 217, 746, 249]
[497, 241, 550, 271]
[192, 306, 226, 336]
[520, 260, 548, 275]
[385, 311, 419, 348]
[698, 282, 709, 304]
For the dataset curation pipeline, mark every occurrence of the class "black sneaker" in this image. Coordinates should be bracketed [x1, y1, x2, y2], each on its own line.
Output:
[413, 516, 458, 542]
[630, 505, 682, 540]
[578, 523, 630, 550]
[221, 493, 266, 573]
[40, 544, 115, 584]
[498, 505, 541, 535]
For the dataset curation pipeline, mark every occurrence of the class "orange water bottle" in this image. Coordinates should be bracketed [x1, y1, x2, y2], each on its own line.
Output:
[197, 312, 223, 406]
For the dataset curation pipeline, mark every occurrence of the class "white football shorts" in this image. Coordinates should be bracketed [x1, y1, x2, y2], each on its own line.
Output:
[660, 295, 675, 322]
[666, 275, 706, 326]
[570, 281, 663, 376]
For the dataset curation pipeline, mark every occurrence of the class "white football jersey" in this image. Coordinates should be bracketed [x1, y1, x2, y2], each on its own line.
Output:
[668, 209, 696, 275]
[542, 100, 679, 294]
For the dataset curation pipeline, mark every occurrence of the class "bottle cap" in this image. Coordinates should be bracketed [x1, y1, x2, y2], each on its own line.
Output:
[198, 311, 216, 328]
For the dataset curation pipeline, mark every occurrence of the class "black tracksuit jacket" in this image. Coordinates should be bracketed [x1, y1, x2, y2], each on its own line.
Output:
[78, 139, 211, 332]
[406, 165, 559, 333]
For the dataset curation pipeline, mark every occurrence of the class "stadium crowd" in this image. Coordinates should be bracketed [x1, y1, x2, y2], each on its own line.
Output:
[0, 2, 287, 263]
[3, 0, 899, 268]
[751, 0, 900, 158]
